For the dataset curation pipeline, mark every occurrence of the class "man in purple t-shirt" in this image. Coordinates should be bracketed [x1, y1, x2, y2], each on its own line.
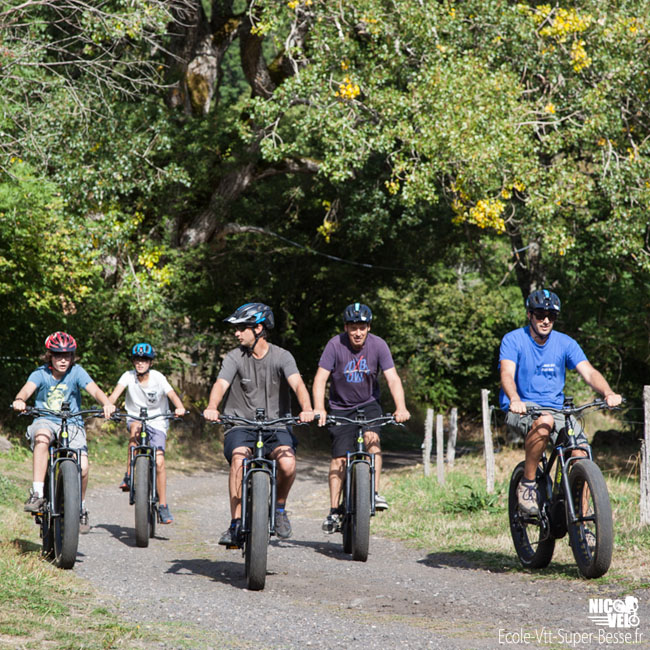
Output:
[313, 302, 410, 533]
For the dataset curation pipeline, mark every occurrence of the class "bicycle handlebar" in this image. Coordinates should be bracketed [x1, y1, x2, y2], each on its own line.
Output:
[526, 398, 624, 418]
[327, 414, 401, 427]
[210, 414, 316, 427]
[13, 405, 104, 419]
[111, 410, 188, 422]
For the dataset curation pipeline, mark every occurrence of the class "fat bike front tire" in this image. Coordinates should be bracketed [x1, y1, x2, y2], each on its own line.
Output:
[351, 462, 371, 562]
[567, 460, 613, 579]
[134, 455, 150, 548]
[53, 459, 80, 569]
[245, 471, 270, 591]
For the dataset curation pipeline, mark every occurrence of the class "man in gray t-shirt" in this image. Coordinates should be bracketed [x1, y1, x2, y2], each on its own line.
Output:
[203, 303, 314, 547]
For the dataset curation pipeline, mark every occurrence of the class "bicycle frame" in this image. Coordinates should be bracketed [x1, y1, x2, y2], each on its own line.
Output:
[329, 411, 399, 517]
[27, 403, 100, 519]
[240, 415, 278, 539]
[529, 400, 598, 530]
[220, 409, 308, 540]
[345, 428, 377, 517]
[17, 402, 102, 567]
[127, 408, 158, 508]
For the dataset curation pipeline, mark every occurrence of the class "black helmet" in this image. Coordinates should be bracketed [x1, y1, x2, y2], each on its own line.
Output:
[526, 289, 561, 312]
[224, 303, 275, 329]
[343, 302, 373, 323]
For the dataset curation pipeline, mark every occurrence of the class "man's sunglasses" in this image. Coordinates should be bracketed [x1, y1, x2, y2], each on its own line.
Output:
[532, 309, 558, 322]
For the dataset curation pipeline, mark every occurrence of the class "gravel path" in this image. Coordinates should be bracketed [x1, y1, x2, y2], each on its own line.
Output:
[74, 458, 650, 649]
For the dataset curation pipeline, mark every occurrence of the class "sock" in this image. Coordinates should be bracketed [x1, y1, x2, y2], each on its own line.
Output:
[276, 503, 285, 513]
[82, 500, 86, 511]
[230, 518, 241, 528]
[33, 482, 44, 497]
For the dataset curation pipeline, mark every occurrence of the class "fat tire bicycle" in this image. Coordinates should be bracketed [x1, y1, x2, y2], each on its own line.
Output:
[112, 409, 184, 547]
[17, 402, 103, 569]
[216, 410, 310, 591]
[508, 398, 617, 579]
[328, 412, 401, 562]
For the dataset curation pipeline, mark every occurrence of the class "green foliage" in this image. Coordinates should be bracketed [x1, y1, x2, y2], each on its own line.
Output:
[442, 485, 504, 514]
[0, 0, 648, 421]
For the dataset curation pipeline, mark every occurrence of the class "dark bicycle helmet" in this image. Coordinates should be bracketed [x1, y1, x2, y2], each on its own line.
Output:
[343, 302, 373, 323]
[526, 289, 561, 312]
[224, 303, 275, 330]
[131, 342, 156, 359]
[44, 331, 77, 353]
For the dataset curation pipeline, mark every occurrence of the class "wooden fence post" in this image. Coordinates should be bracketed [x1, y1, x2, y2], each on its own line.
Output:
[447, 407, 458, 468]
[436, 413, 445, 485]
[423, 408, 433, 477]
[481, 389, 495, 494]
[641, 386, 650, 525]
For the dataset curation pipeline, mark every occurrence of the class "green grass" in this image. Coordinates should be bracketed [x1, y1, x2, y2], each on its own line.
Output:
[373, 446, 650, 583]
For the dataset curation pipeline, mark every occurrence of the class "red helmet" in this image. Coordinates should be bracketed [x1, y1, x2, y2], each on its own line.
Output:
[44, 331, 77, 353]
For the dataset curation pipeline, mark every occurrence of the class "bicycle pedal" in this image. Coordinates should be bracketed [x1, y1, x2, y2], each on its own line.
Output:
[226, 543, 241, 550]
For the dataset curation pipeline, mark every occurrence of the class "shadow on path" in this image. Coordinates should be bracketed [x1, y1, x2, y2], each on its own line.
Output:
[165, 557, 247, 588]
[92, 522, 169, 547]
[271, 536, 354, 562]
[418, 549, 582, 578]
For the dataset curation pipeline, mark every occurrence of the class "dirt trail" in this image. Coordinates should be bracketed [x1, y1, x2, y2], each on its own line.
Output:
[74, 457, 650, 649]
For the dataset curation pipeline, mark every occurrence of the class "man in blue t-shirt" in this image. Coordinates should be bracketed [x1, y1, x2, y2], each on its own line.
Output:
[313, 303, 410, 532]
[499, 290, 622, 515]
[12, 332, 115, 532]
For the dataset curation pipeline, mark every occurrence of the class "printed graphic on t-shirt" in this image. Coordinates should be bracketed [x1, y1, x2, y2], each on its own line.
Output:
[344, 356, 369, 383]
[142, 389, 160, 404]
[46, 384, 68, 411]
[539, 363, 556, 379]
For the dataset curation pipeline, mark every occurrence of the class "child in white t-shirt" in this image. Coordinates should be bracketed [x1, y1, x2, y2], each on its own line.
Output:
[109, 343, 186, 524]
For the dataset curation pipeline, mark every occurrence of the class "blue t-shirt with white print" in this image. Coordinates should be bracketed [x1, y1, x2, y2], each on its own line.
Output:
[498, 327, 587, 410]
[27, 364, 94, 427]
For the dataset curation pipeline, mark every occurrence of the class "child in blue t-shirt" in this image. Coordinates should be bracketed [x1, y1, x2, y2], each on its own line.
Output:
[12, 332, 115, 533]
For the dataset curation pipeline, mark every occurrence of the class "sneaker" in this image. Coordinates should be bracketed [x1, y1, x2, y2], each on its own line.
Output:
[275, 510, 292, 539]
[80, 509, 90, 534]
[322, 512, 342, 534]
[517, 479, 539, 516]
[218, 523, 241, 548]
[119, 473, 130, 492]
[158, 504, 173, 524]
[374, 493, 389, 511]
[24, 490, 45, 513]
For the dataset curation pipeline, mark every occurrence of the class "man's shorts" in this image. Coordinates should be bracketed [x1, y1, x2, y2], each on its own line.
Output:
[328, 400, 383, 459]
[505, 402, 587, 446]
[26, 418, 88, 454]
[223, 426, 297, 464]
[125, 419, 167, 452]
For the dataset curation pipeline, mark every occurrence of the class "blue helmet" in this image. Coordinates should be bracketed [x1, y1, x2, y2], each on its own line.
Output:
[343, 302, 372, 323]
[526, 289, 561, 312]
[224, 303, 275, 330]
[131, 342, 156, 359]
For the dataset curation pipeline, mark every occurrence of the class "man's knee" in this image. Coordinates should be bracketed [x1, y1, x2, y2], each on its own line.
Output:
[33, 430, 52, 446]
[364, 431, 380, 451]
[272, 446, 296, 473]
[529, 414, 554, 437]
